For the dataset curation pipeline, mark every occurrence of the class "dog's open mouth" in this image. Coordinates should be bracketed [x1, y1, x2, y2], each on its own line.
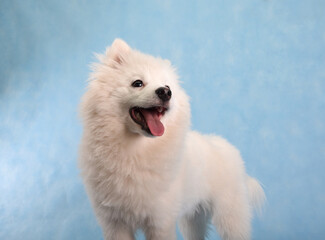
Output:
[129, 106, 168, 136]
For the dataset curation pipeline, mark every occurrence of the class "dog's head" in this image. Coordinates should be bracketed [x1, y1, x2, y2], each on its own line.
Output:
[82, 39, 190, 138]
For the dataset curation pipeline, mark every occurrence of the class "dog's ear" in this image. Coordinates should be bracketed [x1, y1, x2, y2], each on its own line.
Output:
[106, 38, 130, 65]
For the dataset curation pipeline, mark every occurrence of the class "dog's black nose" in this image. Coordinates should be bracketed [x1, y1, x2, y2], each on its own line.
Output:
[155, 87, 172, 102]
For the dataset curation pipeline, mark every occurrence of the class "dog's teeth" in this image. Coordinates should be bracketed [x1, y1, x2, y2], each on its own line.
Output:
[157, 107, 163, 113]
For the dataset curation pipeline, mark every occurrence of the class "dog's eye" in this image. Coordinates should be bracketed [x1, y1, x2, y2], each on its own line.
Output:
[132, 80, 144, 88]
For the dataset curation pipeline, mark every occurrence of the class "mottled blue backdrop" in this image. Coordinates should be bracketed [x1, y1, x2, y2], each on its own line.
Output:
[1, 0, 325, 239]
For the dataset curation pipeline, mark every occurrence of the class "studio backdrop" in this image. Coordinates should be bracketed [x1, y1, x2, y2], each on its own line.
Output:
[1, 0, 325, 239]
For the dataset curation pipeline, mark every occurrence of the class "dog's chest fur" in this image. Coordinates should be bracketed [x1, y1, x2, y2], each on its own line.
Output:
[83, 141, 180, 223]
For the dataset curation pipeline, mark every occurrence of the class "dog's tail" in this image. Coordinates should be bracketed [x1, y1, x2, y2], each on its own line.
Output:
[247, 176, 266, 215]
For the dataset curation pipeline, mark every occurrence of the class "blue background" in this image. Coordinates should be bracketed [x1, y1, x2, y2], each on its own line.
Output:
[1, 0, 325, 239]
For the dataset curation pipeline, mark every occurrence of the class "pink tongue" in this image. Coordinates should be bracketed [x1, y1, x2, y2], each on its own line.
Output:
[140, 109, 164, 136]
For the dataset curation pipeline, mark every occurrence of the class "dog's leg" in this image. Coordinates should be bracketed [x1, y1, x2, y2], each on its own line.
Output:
[102, 221, 135, 240]
[91, 204, 135, 240]
[211, 193, 252, 240]
[144, 228, 177, 240]
[144, 221, 177, 240]
[179, 204, 210, 240]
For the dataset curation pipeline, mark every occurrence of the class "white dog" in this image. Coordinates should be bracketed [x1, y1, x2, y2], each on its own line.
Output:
[79, 39, 265, 240]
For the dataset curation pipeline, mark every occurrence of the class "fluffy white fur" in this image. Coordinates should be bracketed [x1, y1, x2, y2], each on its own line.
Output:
[79, 39, 265, 240]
